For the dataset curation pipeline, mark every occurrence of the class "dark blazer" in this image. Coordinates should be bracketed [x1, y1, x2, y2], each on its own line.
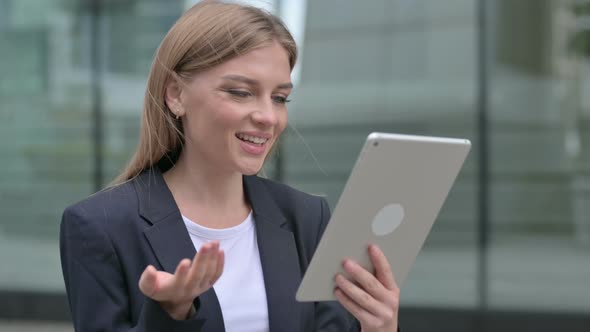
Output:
[60, 168, 359, 332]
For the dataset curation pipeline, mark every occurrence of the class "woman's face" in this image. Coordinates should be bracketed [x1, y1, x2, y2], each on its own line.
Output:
[173, 41, 292, 176]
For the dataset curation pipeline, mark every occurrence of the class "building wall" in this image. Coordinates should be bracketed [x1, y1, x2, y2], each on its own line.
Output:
[0, 0, 589, 330]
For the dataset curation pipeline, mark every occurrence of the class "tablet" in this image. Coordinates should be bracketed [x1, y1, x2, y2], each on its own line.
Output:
[296, 132, 471, 302]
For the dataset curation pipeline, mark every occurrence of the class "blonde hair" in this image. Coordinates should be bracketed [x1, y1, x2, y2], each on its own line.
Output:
[112, 0, 297, 184]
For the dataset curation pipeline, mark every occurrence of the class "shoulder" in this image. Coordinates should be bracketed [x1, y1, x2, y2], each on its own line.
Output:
[61, 180, 139, 235]
[246, 175, 331, 246]
[64, 180, 137, 219]
[247, 176, 332, 269]
[248, 175, 329, 216]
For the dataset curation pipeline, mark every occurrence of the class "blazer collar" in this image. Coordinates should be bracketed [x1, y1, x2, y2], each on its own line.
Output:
[134, 168, 302, 332]
[133, 169, 289, 229]
[133, 169, 225, 330]
[133, 169, 286, 226]
[133, 168, 178, 225]
[244, 175, 302, 332]
[243, 175, 286, 227]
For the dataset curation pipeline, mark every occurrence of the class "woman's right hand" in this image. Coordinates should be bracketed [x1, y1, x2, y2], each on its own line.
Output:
[138, 241, 224, 320]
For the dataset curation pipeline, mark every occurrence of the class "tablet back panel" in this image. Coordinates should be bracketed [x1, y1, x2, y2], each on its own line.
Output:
[296, 133, 471, 302]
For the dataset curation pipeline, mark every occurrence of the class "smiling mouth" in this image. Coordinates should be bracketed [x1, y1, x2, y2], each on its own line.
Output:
[235, 133, 269, 145]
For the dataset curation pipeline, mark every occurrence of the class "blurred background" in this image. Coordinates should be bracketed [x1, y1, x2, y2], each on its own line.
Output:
[1, 0, 589, 331]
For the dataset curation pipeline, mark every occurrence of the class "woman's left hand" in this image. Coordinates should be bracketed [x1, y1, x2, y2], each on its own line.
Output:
[334, 244, 399, 332]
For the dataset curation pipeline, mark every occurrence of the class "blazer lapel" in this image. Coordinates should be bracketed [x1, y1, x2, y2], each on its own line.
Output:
[133, 169, 224, 330]
[244, 176, 302, 332]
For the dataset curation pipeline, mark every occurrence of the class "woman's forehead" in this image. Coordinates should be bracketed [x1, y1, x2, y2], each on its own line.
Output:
[194, 43, 292, 84]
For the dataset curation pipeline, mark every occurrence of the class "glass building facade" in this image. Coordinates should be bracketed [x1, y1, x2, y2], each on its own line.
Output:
[0, 0, 589, 331]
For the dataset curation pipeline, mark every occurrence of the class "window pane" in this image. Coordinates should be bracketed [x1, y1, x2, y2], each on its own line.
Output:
[0, 0, 92, 292]
[489, 0, 590, 312]
[102, 1, 183, 181]
[285, 0, 479, 308]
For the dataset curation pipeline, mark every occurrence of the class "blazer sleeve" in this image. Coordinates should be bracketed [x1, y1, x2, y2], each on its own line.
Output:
[313, 198, 401, 332]
[60, 205, 206, 332]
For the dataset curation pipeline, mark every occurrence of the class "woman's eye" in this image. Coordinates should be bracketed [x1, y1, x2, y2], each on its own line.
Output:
[227, 89, 252, 98]
[273, 95, 291, 104]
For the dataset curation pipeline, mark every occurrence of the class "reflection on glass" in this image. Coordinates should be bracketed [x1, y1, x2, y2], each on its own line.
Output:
[0, 0, 93, 292]
[285, 0, 478, 308]
[490, 0, 590, 312]
[0, 0, 588, 321]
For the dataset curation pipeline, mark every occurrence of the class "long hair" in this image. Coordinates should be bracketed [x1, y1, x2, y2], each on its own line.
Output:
[112, 0, 297, 185]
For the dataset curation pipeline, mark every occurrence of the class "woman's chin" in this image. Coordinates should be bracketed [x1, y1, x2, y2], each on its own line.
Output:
[242, 170, 260, 176]
[239, 162, 264, 176]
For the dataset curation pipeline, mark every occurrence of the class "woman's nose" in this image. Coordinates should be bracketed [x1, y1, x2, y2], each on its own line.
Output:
[251, 100, 278, 126]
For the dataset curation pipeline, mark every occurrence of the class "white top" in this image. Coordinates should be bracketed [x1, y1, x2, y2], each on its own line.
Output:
[182, 212, 269, 332]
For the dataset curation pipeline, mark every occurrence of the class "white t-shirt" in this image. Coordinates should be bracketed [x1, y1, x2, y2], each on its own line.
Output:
[182, 212, 269, 332]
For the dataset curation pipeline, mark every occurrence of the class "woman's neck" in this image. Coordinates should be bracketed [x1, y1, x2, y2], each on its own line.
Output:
[163, 152, 250, 229]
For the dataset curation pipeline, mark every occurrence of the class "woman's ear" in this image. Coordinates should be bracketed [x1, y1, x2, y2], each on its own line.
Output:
[164, 78, 185, 118]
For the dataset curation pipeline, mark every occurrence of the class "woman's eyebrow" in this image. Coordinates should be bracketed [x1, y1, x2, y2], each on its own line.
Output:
[221, 74, 293, 89]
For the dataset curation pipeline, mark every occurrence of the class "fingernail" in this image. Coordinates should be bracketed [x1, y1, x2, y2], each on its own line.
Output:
[371, 245, 380, 255]
[343, 259, 353, 270]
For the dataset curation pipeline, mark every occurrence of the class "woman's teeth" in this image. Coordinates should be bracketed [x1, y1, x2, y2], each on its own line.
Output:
[236, 133, 268, 145]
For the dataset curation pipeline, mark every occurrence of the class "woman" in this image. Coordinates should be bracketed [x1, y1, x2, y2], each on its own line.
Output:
[60, 1, 400, 331]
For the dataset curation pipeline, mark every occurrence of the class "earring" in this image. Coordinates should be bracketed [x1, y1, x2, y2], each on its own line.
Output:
[176, 113, 179, 120]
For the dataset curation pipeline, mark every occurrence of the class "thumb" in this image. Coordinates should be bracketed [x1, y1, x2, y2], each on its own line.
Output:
[139, 265, 159, 298]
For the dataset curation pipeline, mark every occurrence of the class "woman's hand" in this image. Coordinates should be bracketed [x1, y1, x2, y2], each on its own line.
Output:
[138, 241, 224, 320]
[334, 244, 399, 332]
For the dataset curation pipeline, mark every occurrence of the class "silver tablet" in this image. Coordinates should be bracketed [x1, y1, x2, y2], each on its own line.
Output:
[296, 132, 471, 302]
